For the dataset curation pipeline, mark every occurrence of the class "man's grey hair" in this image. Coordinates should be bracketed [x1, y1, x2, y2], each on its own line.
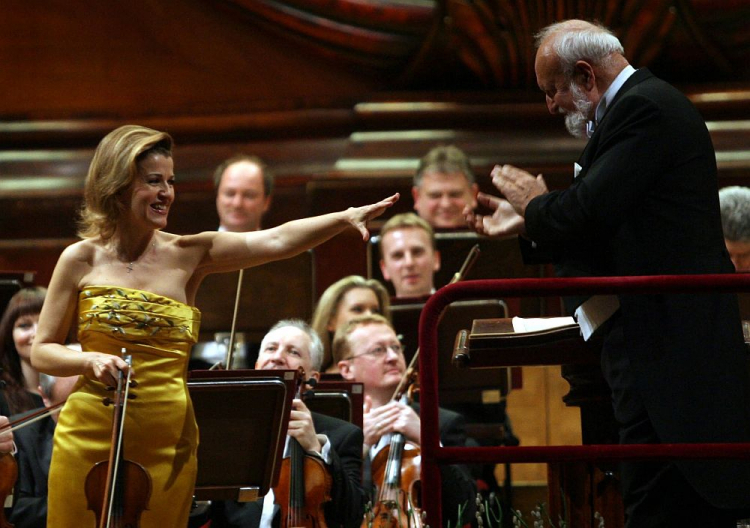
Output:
[719, 186, 750, 242]
[535, 20, 624, 80]
[261, 319, 324, 372]
[414, 145, 475, 187]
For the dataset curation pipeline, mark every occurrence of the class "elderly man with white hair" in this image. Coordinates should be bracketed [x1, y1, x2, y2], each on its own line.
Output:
[719, 186, 750, 272]
[466, 18, 750, 528]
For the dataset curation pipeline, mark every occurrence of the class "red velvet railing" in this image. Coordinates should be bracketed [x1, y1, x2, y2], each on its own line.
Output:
[417, 274, 750, 527]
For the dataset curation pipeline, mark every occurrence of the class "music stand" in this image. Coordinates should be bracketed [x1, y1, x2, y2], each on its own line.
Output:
[390, 299, 511, 404]
[188, 369, 297, 502]
[193, 252, 315, 345]
[305, 380, 364, 430]
[368, 231, 543, 317]
[0, 271, 35, 315]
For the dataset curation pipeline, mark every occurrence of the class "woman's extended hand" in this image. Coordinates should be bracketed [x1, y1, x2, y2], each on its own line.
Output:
[347, 193, 400, 241]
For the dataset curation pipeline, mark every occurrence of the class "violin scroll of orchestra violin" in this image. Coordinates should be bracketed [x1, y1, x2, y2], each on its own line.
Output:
[272, 370, 333, 528]
[85, 351, 152, 528]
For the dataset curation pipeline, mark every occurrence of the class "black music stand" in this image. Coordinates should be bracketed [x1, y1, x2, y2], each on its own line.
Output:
[368, 230, 543, 317]
[390, 298, 511, 404]
[188, 369, 297, 502]
[0, 271, 34, 315]
[305, 379, 364, 430]
[193, 251, 315, 347]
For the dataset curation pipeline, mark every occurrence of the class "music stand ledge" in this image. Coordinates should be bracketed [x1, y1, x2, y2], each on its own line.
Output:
[187, 369, 297, 502]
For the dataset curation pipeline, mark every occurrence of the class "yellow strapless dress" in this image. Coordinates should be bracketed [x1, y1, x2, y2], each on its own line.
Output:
[47, 286, 201, 527]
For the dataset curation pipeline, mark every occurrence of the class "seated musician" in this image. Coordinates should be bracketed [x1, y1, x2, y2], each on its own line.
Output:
[412, 145, 478, 229]
[332, 315, 476, 525]
[9, 373, 78, 528]
[214, 154, 273, 233]
[211, 319, 365, 528]
[379, 213, 441, 299]
[0, 412, 12, 525]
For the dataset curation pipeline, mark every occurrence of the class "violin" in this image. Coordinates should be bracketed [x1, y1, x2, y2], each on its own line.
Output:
[273, 371, 332, 528]
[84, 352, 152, 528]
[364, 379, 423, 528]
[0, 387, 68, 528]
[0, 453, 16, 528]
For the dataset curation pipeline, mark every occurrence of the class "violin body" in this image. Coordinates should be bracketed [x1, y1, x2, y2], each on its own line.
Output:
[273, 453, 332, 528]
[85, 458, 152, 528]
[365, 438, 423, 528]
[84, 353, 152, 528]
[0, 453, 17, 528]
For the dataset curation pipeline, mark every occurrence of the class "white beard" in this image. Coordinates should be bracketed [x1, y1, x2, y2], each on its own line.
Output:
[563, 82, 594, 138]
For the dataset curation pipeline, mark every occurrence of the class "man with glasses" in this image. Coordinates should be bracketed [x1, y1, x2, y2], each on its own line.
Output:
[332, 314, 475, 525]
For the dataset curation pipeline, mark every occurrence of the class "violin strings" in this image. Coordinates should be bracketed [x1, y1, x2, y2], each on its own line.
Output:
[105, 353, 133, 527]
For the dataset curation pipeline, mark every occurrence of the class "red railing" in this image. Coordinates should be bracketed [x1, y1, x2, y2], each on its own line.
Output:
[417, 274, 750, 527]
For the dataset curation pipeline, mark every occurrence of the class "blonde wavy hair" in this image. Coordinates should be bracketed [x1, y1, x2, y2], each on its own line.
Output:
[77, 125, 173, 240]
[311, 275, 391, 370]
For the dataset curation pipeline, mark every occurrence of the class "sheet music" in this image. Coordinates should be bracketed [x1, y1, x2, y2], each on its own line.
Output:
[511, 316, 577, 333]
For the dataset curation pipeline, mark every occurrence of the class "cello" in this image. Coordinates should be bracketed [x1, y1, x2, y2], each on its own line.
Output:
[272, 371, 332, 528]
[85, 351, 152, 528]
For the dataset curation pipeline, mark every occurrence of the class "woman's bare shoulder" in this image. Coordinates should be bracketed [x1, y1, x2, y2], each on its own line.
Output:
[60, 238, 99, 263]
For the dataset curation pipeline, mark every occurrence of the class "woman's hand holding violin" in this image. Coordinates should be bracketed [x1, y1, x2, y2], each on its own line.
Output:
[84, 353, 133, 388]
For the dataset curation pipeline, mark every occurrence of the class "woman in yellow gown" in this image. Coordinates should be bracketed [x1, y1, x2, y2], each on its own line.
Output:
[31, 124, 398, 527]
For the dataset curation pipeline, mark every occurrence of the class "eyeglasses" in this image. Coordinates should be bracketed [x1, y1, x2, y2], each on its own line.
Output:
[344, 343, 404, 361]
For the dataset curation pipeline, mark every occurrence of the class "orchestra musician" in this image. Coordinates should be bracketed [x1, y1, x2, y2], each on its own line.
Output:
[412, 145, 478, 229]
[0, 286, 47, 414]
[211, 319, 365, 528]
[9, 373, 78, 528]
[214, 154, 274, 233]
[311, 275, 391, 373]
[333, 314, 476, 526]
[378, 213, 441, 299]
[30, 124, 397, 527]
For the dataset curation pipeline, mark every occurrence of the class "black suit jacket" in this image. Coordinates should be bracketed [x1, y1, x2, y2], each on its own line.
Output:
[215, 412, 365, 528]
[9, 415, 54, 528]
[524, 68, 750, 508]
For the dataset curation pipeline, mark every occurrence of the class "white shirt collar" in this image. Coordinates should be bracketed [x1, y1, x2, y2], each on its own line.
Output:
[594, 64, 636, 125]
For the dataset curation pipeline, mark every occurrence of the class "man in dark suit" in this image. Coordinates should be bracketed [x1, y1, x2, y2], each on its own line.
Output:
[211, 319, 365, 528]
[333, 314, 476, 526]
[10, 374, 77, 528]
[466, 19, 750, 527]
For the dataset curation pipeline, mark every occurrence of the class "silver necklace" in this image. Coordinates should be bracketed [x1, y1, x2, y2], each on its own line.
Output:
[123, 241, 155, 273]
